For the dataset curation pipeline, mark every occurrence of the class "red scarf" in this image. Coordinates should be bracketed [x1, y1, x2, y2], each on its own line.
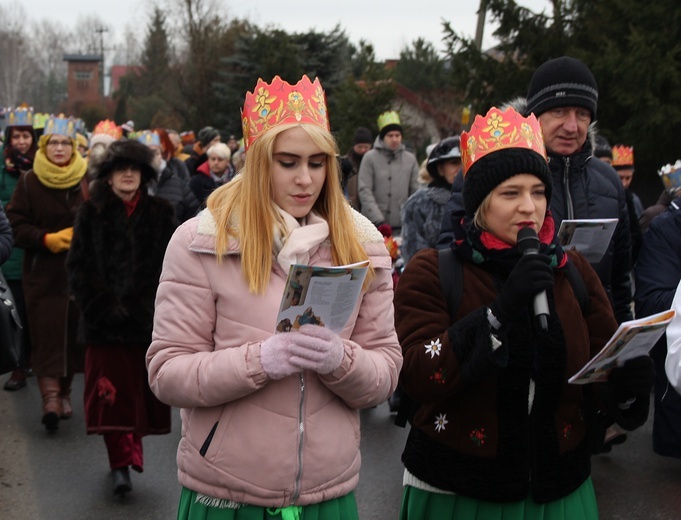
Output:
[123, 191, 141, 217]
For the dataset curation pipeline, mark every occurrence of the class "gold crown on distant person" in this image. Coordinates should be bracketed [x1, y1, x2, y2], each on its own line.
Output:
[461, 107, 546, 174]
[44, 114, 77, 138]
[93, 119, 122, 140]
[6, 104, 33, 127]
[612, 145, 634, 167]
[658, 160, 681, 190]
[241, 75, 329, 151]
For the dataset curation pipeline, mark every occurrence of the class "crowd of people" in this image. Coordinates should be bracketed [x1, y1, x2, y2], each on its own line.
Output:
[1, 54, 680, 519]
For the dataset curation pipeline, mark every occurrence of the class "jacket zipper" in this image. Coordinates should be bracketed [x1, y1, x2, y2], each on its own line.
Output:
[291, 372, 305, 503]
[563, 157, 574, 220]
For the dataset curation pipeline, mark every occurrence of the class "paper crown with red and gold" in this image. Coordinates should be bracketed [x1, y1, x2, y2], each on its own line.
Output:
[93, 119, 122, 140]
[241, 75, 329, 151]
[5, 105, 34, 127]
[612, 145, 634, 167]
[461, 107, 546, 174]
[43, 114, 77, 138]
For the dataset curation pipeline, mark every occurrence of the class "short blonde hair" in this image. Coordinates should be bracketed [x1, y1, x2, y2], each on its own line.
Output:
[206, 123, 373, 294]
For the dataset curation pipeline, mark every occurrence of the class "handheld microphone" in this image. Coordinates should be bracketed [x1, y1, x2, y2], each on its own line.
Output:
[516, 227, 549, 331]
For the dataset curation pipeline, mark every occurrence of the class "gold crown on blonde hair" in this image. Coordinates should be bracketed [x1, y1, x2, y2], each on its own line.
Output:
[241, 75, 329, 151]
[612, 145, 634, 167]
[461, 107, 546, 174]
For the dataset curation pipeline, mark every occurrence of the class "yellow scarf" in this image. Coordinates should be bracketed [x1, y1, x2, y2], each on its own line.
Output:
[33, 134, 87, 189]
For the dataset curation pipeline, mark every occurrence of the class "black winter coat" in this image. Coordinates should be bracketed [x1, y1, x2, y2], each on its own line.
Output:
[67, 187, 177, 346]
[153, 165, 199, 223]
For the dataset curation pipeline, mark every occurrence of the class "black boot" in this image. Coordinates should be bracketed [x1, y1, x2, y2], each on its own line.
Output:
[112, 467, 132, 496]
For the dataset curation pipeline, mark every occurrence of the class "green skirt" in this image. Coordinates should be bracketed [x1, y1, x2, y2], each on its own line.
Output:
[177, 487, 358, 520]
[399, 477, 599, 520]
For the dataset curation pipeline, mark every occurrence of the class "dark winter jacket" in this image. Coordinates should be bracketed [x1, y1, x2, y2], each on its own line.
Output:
[635, 197, 681, 318]
[438, 128, 633, 324]
[67, 186, 176, 346]
[634, 196, 681, 458]
[152, 164, 199, 223]
[0, 162, 25, 280]
[395, 248, 645, 503]
[0, 205, 13, 265]
[400, 184, 451, 264]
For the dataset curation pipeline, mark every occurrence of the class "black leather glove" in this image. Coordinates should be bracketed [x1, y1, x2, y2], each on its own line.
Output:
[489, 253, 554, 329]
[607, 356, 655, 403]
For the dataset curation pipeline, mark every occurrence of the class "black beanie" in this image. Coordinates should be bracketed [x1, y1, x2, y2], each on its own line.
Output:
[353, 127, 373, 145]
[379, 123, 402, 139]
[462, 148, 553, 217]
[525, 56, 598, 120]
[198, 126, 221, 147]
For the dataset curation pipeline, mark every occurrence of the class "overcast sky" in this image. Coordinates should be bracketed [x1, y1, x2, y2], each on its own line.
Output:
[16, 0, 552, 61]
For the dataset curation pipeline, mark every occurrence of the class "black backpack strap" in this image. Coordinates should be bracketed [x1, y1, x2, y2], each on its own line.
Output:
[565, 259, 590, 315]
[395, 248, 463, 428]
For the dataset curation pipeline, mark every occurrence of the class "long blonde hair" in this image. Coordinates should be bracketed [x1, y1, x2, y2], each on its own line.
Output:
[206, 123, 373, 294]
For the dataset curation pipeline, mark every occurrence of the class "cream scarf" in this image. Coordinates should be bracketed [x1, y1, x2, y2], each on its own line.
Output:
[33, 136, 87, 189]
[273, 207, 330, 272]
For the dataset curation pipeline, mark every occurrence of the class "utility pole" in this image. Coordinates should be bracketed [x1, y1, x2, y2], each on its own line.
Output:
[474, 0, 488, 50]
[95, 26, 109, 101]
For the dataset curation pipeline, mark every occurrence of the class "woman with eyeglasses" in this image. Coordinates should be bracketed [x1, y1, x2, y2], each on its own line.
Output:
[7, 114, 88, 432]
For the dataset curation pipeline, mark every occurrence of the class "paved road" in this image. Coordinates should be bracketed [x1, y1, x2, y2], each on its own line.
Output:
[1, 375, 679, 519]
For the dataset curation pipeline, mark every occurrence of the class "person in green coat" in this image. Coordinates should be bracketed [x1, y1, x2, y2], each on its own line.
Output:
[1, 106, 37, 391]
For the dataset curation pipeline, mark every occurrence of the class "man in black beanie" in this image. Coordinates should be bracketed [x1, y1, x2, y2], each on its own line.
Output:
[339, 127, 373, 210]
[524, 57, 632, 325]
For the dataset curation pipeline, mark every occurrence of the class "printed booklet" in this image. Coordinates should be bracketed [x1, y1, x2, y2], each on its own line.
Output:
[275, 260, 370, 334]
[557, 218, 618, 263]
[569, 309, 676, 384]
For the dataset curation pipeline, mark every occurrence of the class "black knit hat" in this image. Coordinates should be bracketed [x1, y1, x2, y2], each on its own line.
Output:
[94, 139, 157, 186]
[197, 126, 221, 147]
[462, 148, 553, 217]
[525, 56, 598, 120]
[353, 127, 373, 145]
[379, 123, 402, 139]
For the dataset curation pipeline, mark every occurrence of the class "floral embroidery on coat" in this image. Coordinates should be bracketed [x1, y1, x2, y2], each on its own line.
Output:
[470, 428, 486, 446]
[434, 413, 448, 432]
[424, 338, 442, 358]
[429, 367, 447, 385]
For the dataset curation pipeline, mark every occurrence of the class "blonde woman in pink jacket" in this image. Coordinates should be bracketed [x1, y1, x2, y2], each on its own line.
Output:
[146, 75, 402, 520]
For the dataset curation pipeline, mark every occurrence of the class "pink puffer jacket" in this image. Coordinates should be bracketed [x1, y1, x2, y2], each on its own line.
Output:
[147, 209, 402, 507]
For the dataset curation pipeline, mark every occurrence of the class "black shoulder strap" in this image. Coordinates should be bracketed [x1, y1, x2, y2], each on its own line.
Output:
[565, 259, 590, 315]
[438, 247, 463, 321]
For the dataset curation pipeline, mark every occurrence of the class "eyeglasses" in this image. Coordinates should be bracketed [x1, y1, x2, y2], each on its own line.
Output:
[47, 140, 73, 148]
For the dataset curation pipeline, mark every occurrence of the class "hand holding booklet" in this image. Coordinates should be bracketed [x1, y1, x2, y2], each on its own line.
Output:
[557, 219, 618, 263]
[275, 260, 369, 334]
[569, 309, 676, 384]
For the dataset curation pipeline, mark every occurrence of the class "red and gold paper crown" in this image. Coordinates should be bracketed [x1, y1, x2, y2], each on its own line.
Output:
[612, 145, 634, 167]
[93, 119, 122, 140]
[461, 107, 546, 174]
[241, 75, 329, 151]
